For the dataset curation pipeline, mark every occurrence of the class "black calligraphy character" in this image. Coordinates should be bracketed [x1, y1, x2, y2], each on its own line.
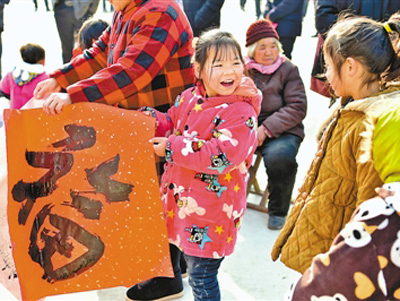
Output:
[52, 124, 96, 151]
[85, 154, 134, 203]
[29, 204, 105, 283]
[62, 190, 103, 220]
[12, 152, 73, 225]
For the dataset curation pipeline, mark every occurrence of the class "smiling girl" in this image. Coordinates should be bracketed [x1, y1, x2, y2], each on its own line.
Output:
[132, 29, 261, 300]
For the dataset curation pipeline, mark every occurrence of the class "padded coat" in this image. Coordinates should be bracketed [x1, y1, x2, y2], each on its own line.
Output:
[271, 89, 400, 273]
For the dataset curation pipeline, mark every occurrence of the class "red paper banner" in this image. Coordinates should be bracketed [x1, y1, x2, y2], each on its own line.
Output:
[0, 126, 20, 300]
[4, 103, 172, 301]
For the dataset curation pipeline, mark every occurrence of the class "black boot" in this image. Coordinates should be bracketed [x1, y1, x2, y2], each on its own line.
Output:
[126, 244, 184, 300]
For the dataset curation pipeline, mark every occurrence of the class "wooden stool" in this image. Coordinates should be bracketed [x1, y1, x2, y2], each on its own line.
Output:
[246, 151, 269, 213]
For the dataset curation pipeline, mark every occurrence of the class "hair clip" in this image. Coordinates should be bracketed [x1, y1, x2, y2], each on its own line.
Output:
[383, 23, 393, 34]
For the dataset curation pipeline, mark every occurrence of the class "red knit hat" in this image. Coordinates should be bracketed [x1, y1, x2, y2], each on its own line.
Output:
[245, 19, 279, 47]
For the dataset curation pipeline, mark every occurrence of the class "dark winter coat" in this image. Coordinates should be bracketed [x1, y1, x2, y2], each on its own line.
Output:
[247, 59, 307, 140]
[263, 0, 306, 38]
[0, 0, 9, 32]
[315, 0, 400, 35]
[182, 0, 225, 37]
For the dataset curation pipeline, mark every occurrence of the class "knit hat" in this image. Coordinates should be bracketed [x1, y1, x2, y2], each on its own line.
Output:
[245, 19, 279, 47]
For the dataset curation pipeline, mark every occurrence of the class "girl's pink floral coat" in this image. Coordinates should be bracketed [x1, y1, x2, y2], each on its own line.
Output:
[144, 76, 261, 258]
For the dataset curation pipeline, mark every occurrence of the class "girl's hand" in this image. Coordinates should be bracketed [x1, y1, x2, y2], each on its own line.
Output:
[149, 137, 168, 157]
[34, 78, 62, 100]
[141, 111, 151, 117]
[257, 126, 267, 146]
[43, 93, 72, 116]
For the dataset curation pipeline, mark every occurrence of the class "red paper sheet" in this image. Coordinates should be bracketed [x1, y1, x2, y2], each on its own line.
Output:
[3, 103, 172, 301]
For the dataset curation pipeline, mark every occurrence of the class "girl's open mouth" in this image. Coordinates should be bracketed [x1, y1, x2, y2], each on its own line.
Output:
[221, 80, 234, 87]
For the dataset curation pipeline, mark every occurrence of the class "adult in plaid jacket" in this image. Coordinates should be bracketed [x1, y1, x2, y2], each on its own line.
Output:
[34, 2, 194, 299]
[34, 0, 194, 115]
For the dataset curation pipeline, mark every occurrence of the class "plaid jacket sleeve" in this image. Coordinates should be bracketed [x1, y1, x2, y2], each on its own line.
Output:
[51, 27, 110, 89]
[52, 5, 192, 108]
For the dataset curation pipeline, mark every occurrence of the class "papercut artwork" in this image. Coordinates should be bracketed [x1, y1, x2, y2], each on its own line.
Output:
[3, 103, 172, 300]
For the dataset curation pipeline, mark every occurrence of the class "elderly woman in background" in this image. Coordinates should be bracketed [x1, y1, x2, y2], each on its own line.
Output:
[245, 19, 307, 230]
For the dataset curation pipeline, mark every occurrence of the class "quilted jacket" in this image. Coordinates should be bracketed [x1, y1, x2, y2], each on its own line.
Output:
[271, 88, 400, 273]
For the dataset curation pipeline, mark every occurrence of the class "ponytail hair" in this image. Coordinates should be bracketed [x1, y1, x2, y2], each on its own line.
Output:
[323, 12, 400, 89]
[381, 12, 400, 84]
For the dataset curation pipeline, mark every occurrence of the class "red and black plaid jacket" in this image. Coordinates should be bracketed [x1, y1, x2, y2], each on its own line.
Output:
[51, 0, 195, 112]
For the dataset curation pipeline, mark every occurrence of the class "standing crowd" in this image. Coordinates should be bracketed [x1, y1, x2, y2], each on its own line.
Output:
[1, 0, 400, 300]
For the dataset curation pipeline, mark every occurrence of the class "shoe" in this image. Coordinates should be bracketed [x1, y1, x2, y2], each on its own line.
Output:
[268, 216, 286, 230]
[126, 276, 183, 300]
[181, 272, 188, 279]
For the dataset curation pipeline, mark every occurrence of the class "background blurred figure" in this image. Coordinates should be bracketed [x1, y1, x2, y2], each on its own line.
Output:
[71, 17, 109, 59]
[182, 0, 225, 37]
[101, 0, 113, 13]
[0, 0, 9, 79]
[52, 0, 100, 63]
[240, 0, 262, 20]
[32, 0, 50, 11]
[245, 19, 307, 230]
[263, 0, 306, 59]
[311, 0, 400, 101]
[315, 0, 400, 35]
[0, 43, 49, 109]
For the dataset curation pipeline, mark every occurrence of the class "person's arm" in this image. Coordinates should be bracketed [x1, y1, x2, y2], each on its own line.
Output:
[351, 124, 383, 207]
[0, 73, 10, 99]
[165, 102, 257, 174]
[60, 9, 190, 107]
[139, 94, 181, 138]
[50, 26, 110, 91]
[353, 103, 400, 206]
[262, 64, 307, 138]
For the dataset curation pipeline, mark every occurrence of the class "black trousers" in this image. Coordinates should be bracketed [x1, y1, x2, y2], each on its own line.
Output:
[280, 37, 297, 60]
[53, 3, 90, 63]
[33, 0, 50, 10]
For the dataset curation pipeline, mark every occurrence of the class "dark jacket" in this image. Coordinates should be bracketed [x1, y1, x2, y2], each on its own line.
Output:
[182, 0, 225, 37]
[0, 0, 9, 32]
[263, 0, 306, 38]
[316, 0, 400, 35]
[247, 59, 307, 139]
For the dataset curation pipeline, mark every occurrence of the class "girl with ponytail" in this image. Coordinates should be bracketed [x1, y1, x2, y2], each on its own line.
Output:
[272, 13, 400, 298]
